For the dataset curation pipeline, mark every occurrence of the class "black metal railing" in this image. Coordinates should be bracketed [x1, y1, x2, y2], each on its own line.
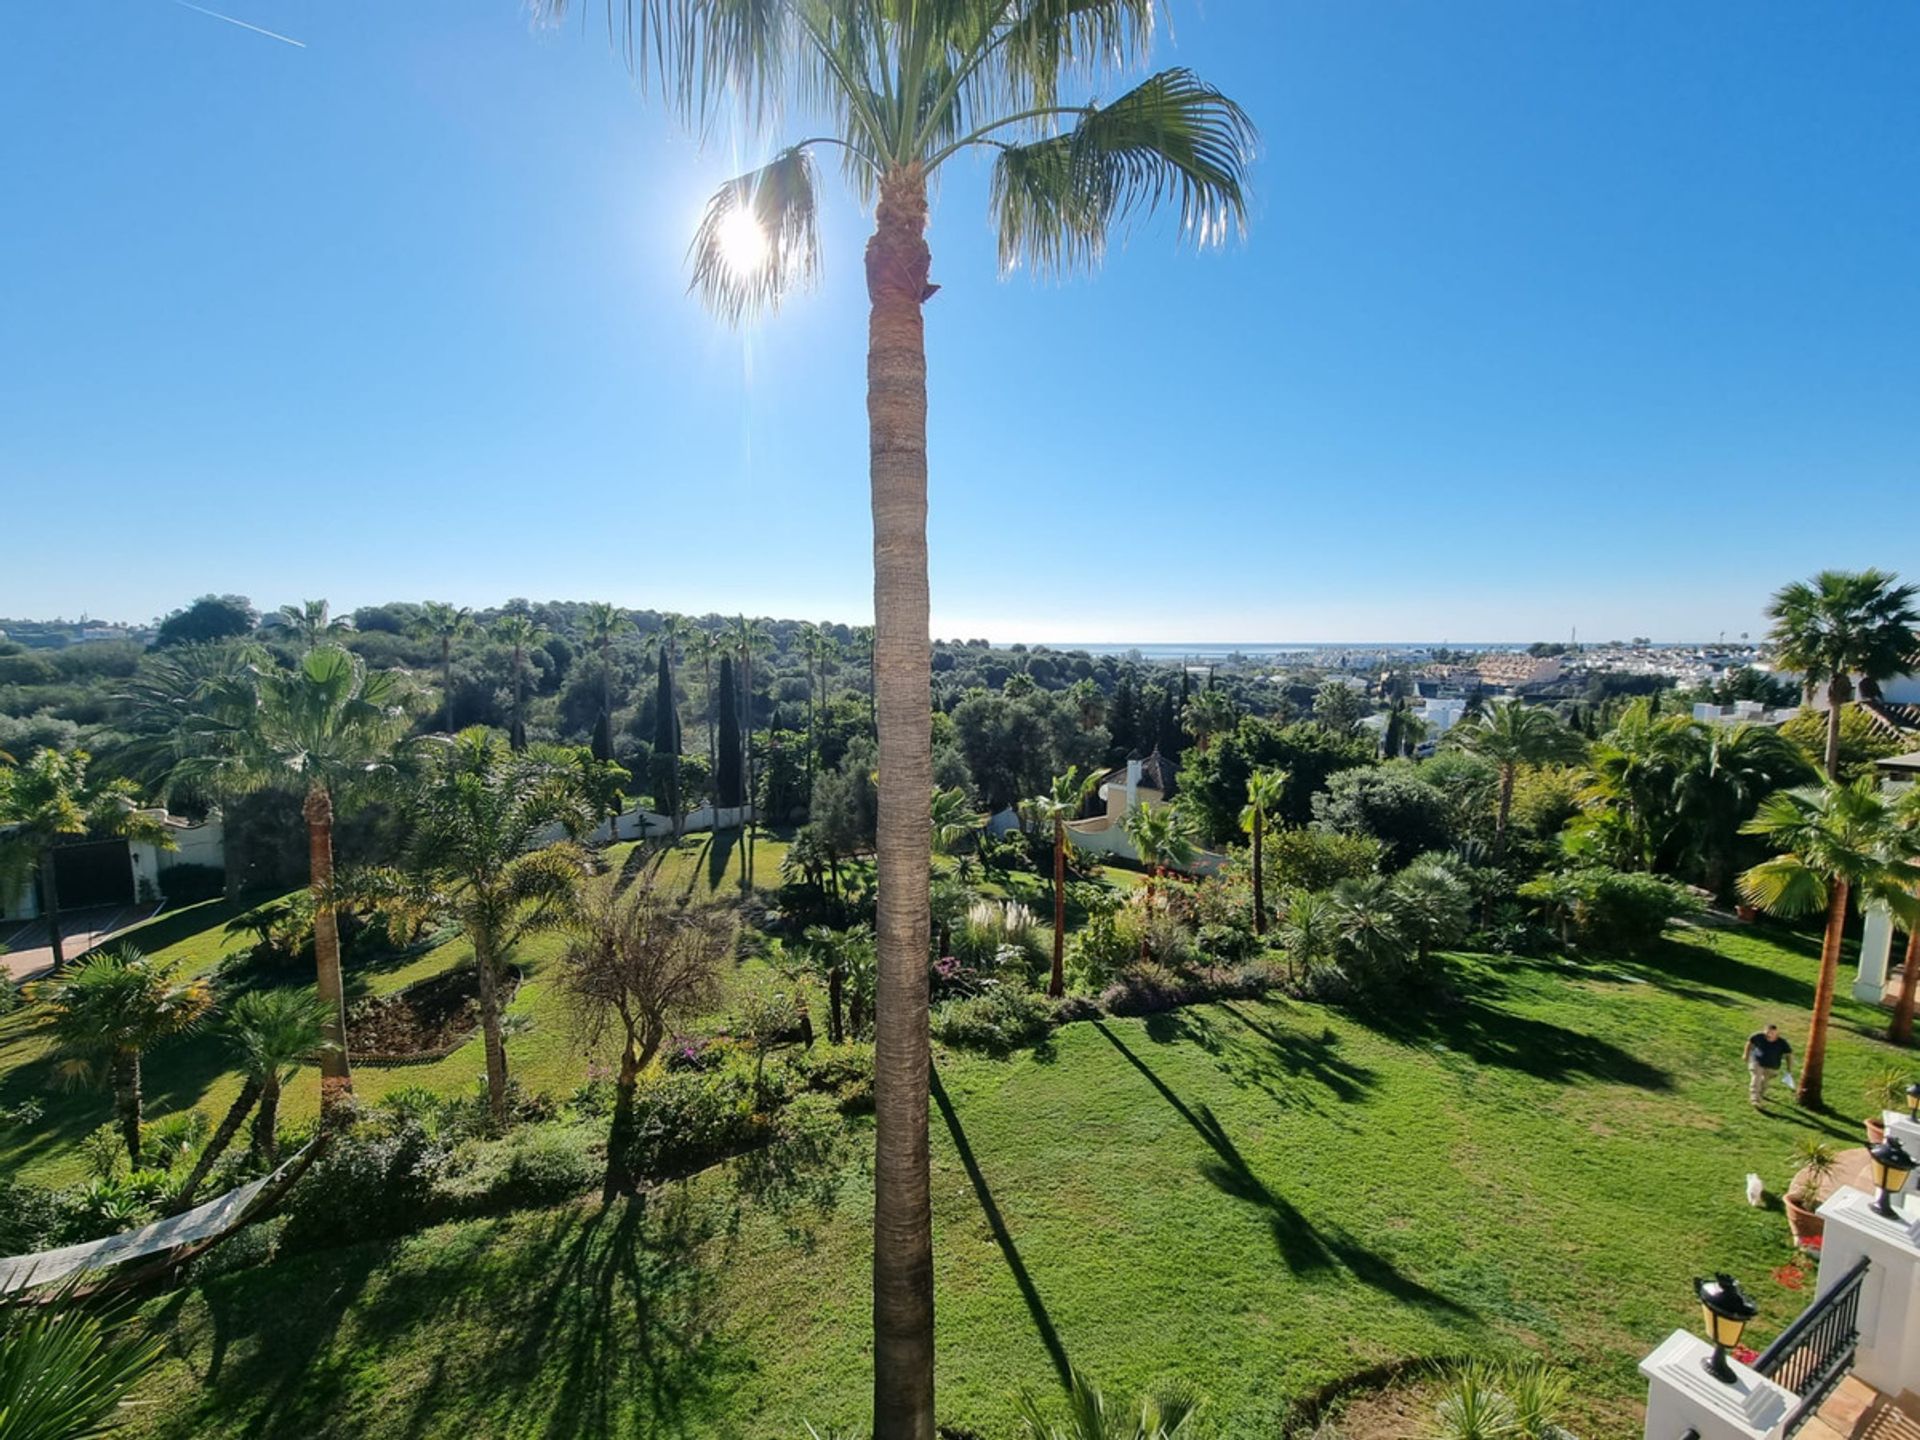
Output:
[1753, 1256, 1870, 1435]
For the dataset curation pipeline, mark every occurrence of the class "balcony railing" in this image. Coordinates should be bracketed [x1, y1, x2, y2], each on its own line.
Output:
[1752, 1256, 1870, 1436]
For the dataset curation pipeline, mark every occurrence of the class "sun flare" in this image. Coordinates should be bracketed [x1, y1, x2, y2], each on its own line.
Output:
[715, 207, 770, 277]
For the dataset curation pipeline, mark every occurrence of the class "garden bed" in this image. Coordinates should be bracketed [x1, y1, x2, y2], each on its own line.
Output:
[347, 966, 520, 1065]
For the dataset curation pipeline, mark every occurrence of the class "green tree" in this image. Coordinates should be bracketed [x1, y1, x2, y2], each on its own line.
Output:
[493, 612, 547, 752]
[1024, 767, 1098, 996]
[715, 656, 745, 808]
[580, 601, 632, 768]
[154, 593, 256, 649]
[1739, 780, 1920, 1107]
[1181, 687, 1239, 754]
[651, 644, 683, 835]
[194, 645, 412, 1112]
[1239, 767, 1287, 936]
[685, 626, 723, 784]
[1122, 803, 1197, 960]
[1312, 680, 1365, 736]
[1674, 723, 1817, 898]
[415, 601, 476, 732]
[171, 988, 332, 1209]
[731, 617, 774, 888]
[274, 598, 352, 650]
[1765, 568, 1920, 779]
[553, 4, 1254, 1426]
[1446, 700, 1585, 857]
[0, 749, 177, 971]
[34, 943, 213, 1168]
[366, 730, 595, 1121]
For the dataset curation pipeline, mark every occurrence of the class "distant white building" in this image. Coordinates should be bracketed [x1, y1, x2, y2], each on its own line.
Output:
[0, 810, 225, 922]
[1690, 700, 1799, 728]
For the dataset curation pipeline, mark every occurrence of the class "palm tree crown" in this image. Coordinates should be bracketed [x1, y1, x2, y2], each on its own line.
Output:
[1766, 568, 1920, 778]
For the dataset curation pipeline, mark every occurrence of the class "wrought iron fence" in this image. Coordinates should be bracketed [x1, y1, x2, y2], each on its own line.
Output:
[1753, 1256, 1870, 1436]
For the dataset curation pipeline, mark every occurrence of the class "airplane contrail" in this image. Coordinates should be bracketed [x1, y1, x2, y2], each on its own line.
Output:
[168, 0, 306, 48]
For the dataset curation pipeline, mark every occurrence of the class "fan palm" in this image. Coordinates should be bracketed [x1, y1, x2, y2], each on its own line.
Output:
[548, 4, 1253, 1427]
[1740, 780, 1920, 1106]
[493, 612, 548, 751]
[192, 645, 413, 1111]
[1674, 722, 1816, 899]
[1448, 700, 1585, 857]
[1574, 699, 1703, 871]
[170, 988, 332, 1209]
[34, 943, 214, 1168]
[1766, 569, 1920, 779]
[1277, 888, 1337, 986]
[1239, 767, 1287, 936]
[1025, 767, 1098, 997]
[1016, 1368, 1198, 1440]
[362, 729, 595, 1120]
[274, 598, 353, 650]
[0, 749, 177, 971]
[415, 601, 475, 733]
[1122, 802, 1196, 961]
[1181, 687, 1239, 754]
[0, 1281, 164, 1440]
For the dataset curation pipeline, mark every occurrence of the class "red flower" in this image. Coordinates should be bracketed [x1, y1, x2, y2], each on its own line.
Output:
[1733, 1346, 1759, 1366]
[1772, 1265, 1805, 1289]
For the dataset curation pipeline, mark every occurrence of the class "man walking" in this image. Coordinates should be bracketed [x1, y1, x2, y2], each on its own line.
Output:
[1744, 1023, 1792, 1108]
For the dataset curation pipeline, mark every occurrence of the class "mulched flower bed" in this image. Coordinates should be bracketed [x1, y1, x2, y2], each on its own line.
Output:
[347, 967, 520, 1061]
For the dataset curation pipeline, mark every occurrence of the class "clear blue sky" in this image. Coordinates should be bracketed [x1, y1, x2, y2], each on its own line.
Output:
[3, 2, 1916, 643]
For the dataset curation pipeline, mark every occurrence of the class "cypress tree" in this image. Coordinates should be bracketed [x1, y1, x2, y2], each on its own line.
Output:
[716, 656, 744, 807]
[650, 646, 682, 829]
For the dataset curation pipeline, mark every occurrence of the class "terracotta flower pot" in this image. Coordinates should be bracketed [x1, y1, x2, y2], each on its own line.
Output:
[1866, 1116, 1887, 1146]
[1785, 1192, 1825, 1244]
[1735, 904, 1759, 923]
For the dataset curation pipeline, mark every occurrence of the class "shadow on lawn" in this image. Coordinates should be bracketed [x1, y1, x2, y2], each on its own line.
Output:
[932, 1066, 1075, 1392]
[1095, 1023, 1471, 1320]
[153, 1199, 738, 1440]
[1357, 987, 1674, 1092]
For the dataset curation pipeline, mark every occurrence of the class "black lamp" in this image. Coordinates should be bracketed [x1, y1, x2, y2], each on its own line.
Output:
[1904, 1081, 1920, 1123]
[1867, 1135, 1915, 1220]
[1695, 1273, 1758, 1383]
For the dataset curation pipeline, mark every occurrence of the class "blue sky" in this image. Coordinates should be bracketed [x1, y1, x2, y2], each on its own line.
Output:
[3, 2, 1916, 644]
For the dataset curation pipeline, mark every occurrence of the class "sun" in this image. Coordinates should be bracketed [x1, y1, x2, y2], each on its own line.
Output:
[716, 207, 770, 278]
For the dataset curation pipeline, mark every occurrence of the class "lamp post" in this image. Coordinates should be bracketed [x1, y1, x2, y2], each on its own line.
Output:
[1904, 1081, 1919, 1124]
[1866, 1135, 1915, 1220]
[1694, 1273, 1758, 1384]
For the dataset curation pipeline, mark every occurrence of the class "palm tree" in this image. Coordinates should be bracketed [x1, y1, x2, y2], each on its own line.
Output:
[1885, 786, 1920, 1047]
[580, 601, 631, 759]
[415, 602, 475, 733]
[274, 598, 352, 649]
[365, 730, 595, 1121]
[1122, 802, 1197, 961]
[34, 943, 213, 1167]
[1026, 768, 1098, 997]
[929, 785, 977, 875]
[549, 7, 1253, 1428]
[1674, 722, 1816, 899]
[1239, 767, 1287, 936]
[1740, 780, 1920, 1106]
[1766, 569, 1920, 779]
[1181, 687, 1239, 754]
[0, 1283, 164, 1439]
[685, 626, 722, 791]
[198, 645, 412, 1113]
[0, 749, 178, 971]
[1277, 889, 1336, 987]
[1448, 700, 1585, 857]
[1575, 699, 1702, 871]
[731, 616, 774, 888]
[171, 989, 332, 1208]
[493, 612, 547, 751]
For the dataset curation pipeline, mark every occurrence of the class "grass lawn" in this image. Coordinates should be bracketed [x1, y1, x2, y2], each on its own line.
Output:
[0, 831, 794, 1188]
[113, 922, 1919, 1439]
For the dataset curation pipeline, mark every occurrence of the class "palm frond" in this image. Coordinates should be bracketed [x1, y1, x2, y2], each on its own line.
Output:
[1738, 855, 1826, 918]
[990, 67, 1253, 275]
[689, 146, 823, 324]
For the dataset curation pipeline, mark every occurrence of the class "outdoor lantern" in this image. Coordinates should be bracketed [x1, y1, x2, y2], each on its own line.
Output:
[1905, 1082, 1920, 1123]
[1867, 1136, 1915, 1219]
[1694, 1273, 1759, 1384]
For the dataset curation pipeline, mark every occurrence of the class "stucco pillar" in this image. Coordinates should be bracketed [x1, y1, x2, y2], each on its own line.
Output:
[1854, 904, 1895, 1003]
[1640, 1333, 1791, 1440]
[1814, 1186, 1920, 1399]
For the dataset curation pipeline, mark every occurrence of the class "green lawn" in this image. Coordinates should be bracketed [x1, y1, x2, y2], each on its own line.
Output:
[0, 831, 794, 1187]
[113, 923, 1918, 1439]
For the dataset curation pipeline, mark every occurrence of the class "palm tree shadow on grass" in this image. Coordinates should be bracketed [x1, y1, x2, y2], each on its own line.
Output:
[931, 1066, 1075, 1392]
[1354, 989, 1674, 1092]
[703, 833, 734, 896]
[1094, 1022, 1471, 1320]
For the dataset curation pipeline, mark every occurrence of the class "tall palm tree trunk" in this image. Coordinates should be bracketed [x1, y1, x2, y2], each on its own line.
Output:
[304, 783, 353, 1113]
[867, 169, 936, 1440]
[1049, 821, 1067, 998]
[252, 1073, 283, 1163]
[1797, 878, 1849, 1107]
[474, 930, 509, 1122]
[171, 1076, 262, 1212]
[1494, 765, 1516, 858]
[1251, 813, 1267, 936]
[37, 849, 66, 971]
[510, 644, 527, 752]
[1824, 695, 1844, 780]
[113, 1048, 143, 1168]
[442, 641, 454, 731]
[1890, 922, 1920, 1046]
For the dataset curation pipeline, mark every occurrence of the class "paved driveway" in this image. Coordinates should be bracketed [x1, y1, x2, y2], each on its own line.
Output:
[1, 903, 164, 982]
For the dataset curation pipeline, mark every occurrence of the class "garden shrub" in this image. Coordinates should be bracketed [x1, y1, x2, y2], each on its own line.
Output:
[1067, 906, 1140, 993]
[434, 1123, 600, 1215]
[0, 973, 21, 1017]
[186, 1216, 286, 1283]
[282, 1119, 445, 1252]
[618, 1068, 769, 1182]
[1521, 867, 1697, 955]
[788, 1042, 876, 1115]
[931, 986, 1052, 1054]
[1099, 962, 1190, 1017]
[1266, 828, 1382, 891]
[1196, 922, 1258, 965]
[0, 1178, 67, 1255]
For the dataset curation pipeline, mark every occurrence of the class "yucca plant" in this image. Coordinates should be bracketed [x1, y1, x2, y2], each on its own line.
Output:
[0, 1280, 164, 1440]
[1431, 1361, 1519, 1440]
[1017, 1369, 1198, 1440]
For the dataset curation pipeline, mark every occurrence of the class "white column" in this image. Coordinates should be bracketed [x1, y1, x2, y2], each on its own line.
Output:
[1814, 1185, 1920, 1398]
[1854, 905, 1895, 1003]
[1640, 1333, 1791, 1440]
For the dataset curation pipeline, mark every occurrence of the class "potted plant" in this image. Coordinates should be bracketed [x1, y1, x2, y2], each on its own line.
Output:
[1864, 1067, 1909, 1146]
[1784, 1137, 1838, 1245]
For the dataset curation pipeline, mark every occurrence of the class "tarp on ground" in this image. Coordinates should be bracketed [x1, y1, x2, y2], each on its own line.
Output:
[0, 1168, 279, 1295]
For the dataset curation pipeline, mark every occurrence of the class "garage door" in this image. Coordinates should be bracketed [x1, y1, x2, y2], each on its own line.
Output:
[52, 839, 135, 909]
